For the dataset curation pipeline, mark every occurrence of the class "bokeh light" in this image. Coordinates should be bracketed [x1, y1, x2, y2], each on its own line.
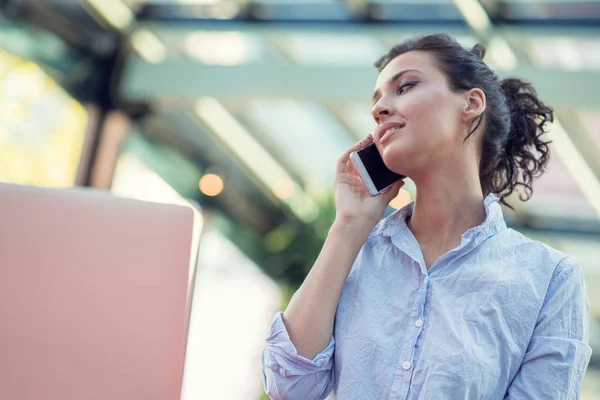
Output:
[199, 173, 224, 196]
[273, 177, 296, 199]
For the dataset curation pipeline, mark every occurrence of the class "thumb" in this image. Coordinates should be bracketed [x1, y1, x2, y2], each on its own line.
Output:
[382, 180, 405, 204]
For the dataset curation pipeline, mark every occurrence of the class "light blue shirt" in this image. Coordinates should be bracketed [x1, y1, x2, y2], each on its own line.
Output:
[262, 194, 592, 399]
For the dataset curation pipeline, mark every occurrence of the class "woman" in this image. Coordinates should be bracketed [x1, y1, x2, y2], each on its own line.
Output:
[261, 33, 592, 399]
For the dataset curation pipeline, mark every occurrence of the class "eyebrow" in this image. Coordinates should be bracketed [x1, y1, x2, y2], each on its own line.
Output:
[372, 68, 422, 104]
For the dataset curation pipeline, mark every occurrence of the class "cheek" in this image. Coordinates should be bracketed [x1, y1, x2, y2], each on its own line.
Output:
[381, 101, 461, 171]
[405, 94, 461, 144]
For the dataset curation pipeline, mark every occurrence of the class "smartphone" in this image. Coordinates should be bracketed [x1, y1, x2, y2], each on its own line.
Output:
[350, 143, 405, 196]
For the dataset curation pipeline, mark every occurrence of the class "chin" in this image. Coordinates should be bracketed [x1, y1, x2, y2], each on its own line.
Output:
[381, 142, 411, 175]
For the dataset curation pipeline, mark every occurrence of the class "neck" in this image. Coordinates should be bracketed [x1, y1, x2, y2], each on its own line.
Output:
[407, 165, 487, 254]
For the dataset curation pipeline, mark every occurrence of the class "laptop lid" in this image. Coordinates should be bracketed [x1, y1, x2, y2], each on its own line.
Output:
[0, 183, 194, 400]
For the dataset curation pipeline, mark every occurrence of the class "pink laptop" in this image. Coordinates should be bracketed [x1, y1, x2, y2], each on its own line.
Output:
[0, 182, 195, 400]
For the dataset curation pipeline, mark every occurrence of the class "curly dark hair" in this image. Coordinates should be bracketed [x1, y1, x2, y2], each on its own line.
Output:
[374, 33, 553, 209]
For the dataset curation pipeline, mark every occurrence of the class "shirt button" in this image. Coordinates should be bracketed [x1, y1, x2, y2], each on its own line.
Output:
[402, 361, 412, 370]
[415, 319, 423, 328]
[423, 276, 428, 284]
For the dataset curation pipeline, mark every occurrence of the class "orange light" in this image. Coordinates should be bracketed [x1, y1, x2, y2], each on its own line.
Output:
[199, 174, 224, 196]
[273, 178, 295, 199]
[389, 189, 412, 210]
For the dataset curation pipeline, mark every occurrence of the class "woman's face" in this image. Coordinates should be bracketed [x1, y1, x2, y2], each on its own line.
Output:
[371, 51, 470, 179]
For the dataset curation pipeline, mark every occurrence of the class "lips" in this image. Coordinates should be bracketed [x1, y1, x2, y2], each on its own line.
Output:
[377, 121, 405, 145]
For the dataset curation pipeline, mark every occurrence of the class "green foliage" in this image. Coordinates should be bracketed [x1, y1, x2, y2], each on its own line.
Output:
[262, 194, 336, 290]
[259, 391, 271, 400]
[213, 193, 337, 291]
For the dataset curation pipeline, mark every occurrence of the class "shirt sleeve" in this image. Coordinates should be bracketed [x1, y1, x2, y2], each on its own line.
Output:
[261, 311, 335, 400]
[505, 256, 593, 400]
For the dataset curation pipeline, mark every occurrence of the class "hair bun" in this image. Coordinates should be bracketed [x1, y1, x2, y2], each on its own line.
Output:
[471, 43, 486, 60]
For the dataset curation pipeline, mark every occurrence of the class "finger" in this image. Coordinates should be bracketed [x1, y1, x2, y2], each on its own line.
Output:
[336, 135, 373, 174]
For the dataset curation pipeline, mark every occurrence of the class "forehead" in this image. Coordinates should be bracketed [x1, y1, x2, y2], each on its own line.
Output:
[374, 50, 439, 89]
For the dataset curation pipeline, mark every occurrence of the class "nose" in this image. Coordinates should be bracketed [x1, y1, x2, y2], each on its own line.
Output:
[371, 99, 394, 124]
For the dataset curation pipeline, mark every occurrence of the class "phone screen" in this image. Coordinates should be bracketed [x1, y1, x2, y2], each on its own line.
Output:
[357, 143, 405, 192]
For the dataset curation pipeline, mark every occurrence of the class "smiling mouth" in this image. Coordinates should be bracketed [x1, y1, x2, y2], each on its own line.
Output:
[380, 126, 402, 144]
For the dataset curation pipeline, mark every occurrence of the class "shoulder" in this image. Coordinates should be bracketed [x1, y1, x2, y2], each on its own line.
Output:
[544, 254, 586, 300]
[484, 227, 572, 272]
[484, 228, 586, 299]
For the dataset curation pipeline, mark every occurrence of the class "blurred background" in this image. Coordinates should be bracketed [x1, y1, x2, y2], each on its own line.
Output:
[0, 0, 599, 398]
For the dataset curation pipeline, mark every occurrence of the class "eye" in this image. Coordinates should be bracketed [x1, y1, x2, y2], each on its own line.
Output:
[397, 81, 419, 95]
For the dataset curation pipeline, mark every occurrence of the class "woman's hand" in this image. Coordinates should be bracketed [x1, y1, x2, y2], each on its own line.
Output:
[333, 135, 405, 231]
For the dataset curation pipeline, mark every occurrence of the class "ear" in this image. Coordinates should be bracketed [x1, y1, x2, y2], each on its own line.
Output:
[462, 88, 486, 124]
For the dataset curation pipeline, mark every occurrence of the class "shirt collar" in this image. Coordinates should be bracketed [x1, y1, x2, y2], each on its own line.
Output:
[372, 192, 506, 242]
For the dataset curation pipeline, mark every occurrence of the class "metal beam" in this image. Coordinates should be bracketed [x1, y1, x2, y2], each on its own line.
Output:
[121, 58, 600, 108]
[119, 21, 600, 106]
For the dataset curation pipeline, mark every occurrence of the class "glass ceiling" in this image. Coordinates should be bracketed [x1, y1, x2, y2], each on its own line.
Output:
[243, 99, 354, 197]
[580, 111, 600, 150]
[525, 36, 600, 71]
